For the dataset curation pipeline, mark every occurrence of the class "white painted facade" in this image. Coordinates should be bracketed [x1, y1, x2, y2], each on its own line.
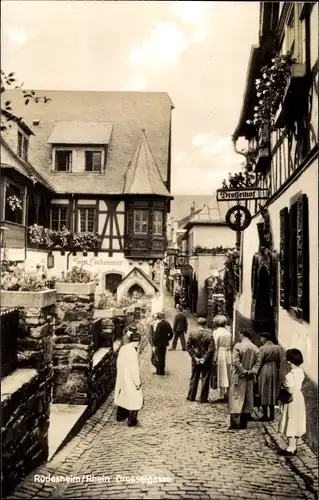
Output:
[187, 224, 236, 250]
[237, 163, 318, 383]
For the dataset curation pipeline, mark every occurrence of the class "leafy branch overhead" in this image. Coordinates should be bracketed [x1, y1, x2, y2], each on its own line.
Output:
[0, 70, 51, 131]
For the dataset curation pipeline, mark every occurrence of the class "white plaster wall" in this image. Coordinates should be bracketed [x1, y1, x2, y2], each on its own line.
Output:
[117, 272, 156, 301]
[25, 249, 153, 294]
[237, 163, 318, 383]
[192, 225, 236, 249]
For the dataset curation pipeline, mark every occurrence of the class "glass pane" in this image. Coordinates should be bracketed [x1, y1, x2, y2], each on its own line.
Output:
[92, 152, 102, 172]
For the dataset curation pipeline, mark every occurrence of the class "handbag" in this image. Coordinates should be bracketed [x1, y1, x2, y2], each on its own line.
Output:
[278, 384, 293, 404]
[253, 380, 261, 409]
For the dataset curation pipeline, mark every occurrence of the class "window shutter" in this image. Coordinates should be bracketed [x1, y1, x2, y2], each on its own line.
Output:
[296, 194, 309, 321]
[279, 208, 290, 309]
[289, 203, 298, 306]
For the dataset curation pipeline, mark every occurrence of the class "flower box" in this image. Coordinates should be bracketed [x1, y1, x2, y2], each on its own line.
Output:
[93, 308, 115, 319]
[0, 290, 56, 309]
[55, 282, 96, 295]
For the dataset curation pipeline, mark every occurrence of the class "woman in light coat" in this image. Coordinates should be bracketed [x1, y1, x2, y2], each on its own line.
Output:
[114, 324, 143, 427]
[278, 348, 306, 456]
[212, 315, 232, 400]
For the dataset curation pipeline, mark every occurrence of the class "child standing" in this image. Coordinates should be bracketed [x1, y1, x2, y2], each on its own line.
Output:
[278, 348, 306, 456]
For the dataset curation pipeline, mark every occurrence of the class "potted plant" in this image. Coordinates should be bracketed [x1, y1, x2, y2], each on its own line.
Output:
[1, 262, 56, 308]
[94, 290, 116, 319]
[72, 232, 102, 254]
[53, 227, 71, 255]
[55, 265, 96, 295]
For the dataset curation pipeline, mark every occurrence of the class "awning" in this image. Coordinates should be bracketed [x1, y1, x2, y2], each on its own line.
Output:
[47, 121, 113, 145]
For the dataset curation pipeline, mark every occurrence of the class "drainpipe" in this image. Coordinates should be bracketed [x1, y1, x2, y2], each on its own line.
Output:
[66, 194, 75, 270]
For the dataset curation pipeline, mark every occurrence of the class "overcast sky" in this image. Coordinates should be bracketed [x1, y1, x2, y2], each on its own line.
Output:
[1, 1, 259, 195]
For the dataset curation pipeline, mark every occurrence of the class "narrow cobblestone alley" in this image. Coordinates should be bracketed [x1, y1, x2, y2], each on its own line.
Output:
[8, 298, 316, 500]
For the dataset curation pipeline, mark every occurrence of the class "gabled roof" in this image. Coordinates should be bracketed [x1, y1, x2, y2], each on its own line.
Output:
[4, 90, 173, 195]
[1, 109, 34, 136]
[182, 195, 231, 230]
[123, 129, 171, 197]
[0, 137, 55, 190]
[47, 121, 113, 145]
[122, 266, 159, 293]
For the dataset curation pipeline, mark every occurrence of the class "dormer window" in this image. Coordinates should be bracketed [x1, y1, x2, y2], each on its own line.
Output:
[85, 151, 102, 172]
[55, 150, 72, 172]
[17, 130, 29, 162]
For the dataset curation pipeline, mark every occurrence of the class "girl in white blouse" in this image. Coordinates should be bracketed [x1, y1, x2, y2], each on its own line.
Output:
[278, 348, 306, 456]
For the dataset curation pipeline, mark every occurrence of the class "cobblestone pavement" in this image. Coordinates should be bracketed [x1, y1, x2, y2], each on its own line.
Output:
[7, 297, 318, 500]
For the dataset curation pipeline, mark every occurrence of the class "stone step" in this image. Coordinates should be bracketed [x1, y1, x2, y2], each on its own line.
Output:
[48, 403, 87, 460]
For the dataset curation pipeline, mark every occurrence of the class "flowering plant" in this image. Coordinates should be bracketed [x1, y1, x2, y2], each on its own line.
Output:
[28, 224, 54, 247]
[56, 265, 96, 284]
[193, 246, 235, 256]
[7, 195, 22, 211]
[1, 262, 48, 291]
[247, 52, 295, 130]
[72, 232, 102, 251]
[224, 249, 240, 296]
[96, 290, 116, 309]
[53, 227, 71, 248]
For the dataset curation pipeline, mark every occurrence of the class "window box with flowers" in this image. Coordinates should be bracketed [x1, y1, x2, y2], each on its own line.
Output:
[28, 224, 54, 249]
[54, 266, 97, 295]
[1, 262, 56, 308]
[72, 232, 102, 255]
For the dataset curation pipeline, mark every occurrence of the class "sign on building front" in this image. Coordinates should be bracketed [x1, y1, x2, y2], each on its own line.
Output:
[216, 188, 269, 202]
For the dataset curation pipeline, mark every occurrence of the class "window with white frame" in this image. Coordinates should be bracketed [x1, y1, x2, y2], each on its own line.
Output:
[79, 208, 95, 233]
[153, 210, 163, 235]
[285, 4, 305, 63]
[17, 130, 29, 162]
[85, 151, 102, 172]
[55, 150, 72, 172]
[133, 210, 148, 234]
[50, 207, 68, 231]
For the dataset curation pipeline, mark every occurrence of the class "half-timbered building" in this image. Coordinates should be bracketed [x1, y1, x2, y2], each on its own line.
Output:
[1, 91, 174, 298]
[232, 2, 318, 454]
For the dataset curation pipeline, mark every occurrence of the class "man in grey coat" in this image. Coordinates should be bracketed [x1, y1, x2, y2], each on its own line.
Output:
[186, 317, 215, 403]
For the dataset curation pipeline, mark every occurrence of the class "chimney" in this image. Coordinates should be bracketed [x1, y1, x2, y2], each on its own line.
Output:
[190, 201, 195, 214]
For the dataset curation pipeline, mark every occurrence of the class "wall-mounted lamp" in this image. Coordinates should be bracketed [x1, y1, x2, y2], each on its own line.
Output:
[47, 251, 55, 269]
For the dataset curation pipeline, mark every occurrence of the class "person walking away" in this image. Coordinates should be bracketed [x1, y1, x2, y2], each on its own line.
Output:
[114, 325, 143, 427]
[170, 305, 188, 351]
[228, 328, 259, 429]
[278, 348, 306, 456]
[253, 332, 281, 421]
[212, 315, 232, 400]
[149, 313, 159, 371]
[174, 284, 181, 308]
[186, 317, 215, 403]
[153, 311, 173, 375]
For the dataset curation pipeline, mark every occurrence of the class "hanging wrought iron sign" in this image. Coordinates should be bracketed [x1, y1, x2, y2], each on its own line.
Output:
[225, 205, 252, 232]
[175, 255, 186, 268]
[216, 187, 269, 202]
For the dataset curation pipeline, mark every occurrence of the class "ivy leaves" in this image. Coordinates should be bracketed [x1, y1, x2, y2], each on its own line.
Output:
[1, 70, 51, 131]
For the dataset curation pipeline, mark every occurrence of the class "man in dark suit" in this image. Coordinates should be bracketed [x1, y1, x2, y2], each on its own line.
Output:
[186, 317, 215, 403]
[152, 311, 173, 375]
[169, 305, 188, 351]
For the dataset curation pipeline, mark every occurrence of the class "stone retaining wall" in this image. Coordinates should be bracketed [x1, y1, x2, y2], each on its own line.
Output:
[1, 299, 55, 497]
[54, 291, 95, 405]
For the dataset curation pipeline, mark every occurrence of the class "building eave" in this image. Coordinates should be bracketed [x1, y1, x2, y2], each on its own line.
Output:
[232, 45, 261, 141]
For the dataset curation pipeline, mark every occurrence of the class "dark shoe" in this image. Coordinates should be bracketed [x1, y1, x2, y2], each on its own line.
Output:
[182, 349, 186, 351]
[186, 397, 195, 401]
[168, 348, 175, 351]
[127, 420, 138, 427]
[228, 425, 240, 430]
[278, 449, 296, 456]
[200, 400, 209, 404]
[259, 416, 269, 422]
[269, 415, 275, 422]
